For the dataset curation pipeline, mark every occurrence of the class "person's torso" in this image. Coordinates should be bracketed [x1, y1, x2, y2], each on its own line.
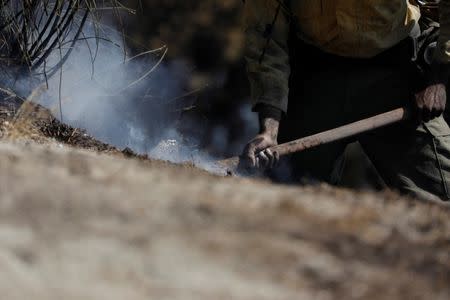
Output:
[290, 0, 421, 57]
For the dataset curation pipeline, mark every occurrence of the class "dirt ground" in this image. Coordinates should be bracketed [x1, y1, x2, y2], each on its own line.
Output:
[0, 99, 450, 300]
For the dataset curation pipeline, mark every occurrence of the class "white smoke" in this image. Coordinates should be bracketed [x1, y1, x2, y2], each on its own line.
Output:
[0, 4, 262, 176]
[18, 13, 224, 170]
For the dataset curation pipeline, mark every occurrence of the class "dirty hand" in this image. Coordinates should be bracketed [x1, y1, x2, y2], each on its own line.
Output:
[243, 117, 279, 169]
[415, 63, 448, 122]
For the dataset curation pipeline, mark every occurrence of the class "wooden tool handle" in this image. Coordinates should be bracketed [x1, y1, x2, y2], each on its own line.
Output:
[270, 107, 409, 157]
[217, 107, 410, 173]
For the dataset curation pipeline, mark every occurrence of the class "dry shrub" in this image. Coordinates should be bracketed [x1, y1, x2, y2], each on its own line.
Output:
[0, 0, 130, 81]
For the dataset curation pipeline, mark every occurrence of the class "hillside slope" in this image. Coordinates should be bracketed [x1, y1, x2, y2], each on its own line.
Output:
[0, 138, 449, 300]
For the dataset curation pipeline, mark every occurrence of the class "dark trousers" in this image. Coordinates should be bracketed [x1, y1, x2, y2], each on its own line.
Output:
[278, 38, 450, 201]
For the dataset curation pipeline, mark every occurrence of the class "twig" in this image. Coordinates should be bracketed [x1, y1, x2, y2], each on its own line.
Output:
[114, 45, 168, 94]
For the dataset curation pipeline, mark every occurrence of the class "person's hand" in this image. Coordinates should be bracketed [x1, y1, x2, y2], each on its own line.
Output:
[415, 63, 448, 122]
[243, 117, 279, 169]
[415, 83, 446, 122]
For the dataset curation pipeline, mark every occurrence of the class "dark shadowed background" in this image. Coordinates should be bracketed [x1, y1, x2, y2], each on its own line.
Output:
[121, 0, 251, 156]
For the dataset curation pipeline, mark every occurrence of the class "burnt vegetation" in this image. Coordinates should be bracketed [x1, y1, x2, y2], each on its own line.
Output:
[0, 0, 128, 89]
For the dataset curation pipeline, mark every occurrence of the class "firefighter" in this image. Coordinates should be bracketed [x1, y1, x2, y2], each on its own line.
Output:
[242, 0, 450, 201]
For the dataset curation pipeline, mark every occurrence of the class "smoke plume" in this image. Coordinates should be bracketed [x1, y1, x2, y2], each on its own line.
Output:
[0, 2, 260, 175]
[22, 12, 224, 170]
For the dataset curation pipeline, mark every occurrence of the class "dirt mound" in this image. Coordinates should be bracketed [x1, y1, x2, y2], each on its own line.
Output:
[1, 98, 450, 300]
[0, 140, 449, 300]
[0, 98, 149, 160]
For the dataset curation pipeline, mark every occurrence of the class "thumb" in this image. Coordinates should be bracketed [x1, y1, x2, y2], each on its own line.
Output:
[244, 142, 257, 167]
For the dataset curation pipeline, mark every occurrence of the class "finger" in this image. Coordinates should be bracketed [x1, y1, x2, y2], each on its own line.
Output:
[265, 149, 275, 169]
[257, 151, 269, 169]
[244, 145, 256, 167]
[274, 151, 280, 167]
[255, 156, 260, 169]
[267, 149, 278, 169]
